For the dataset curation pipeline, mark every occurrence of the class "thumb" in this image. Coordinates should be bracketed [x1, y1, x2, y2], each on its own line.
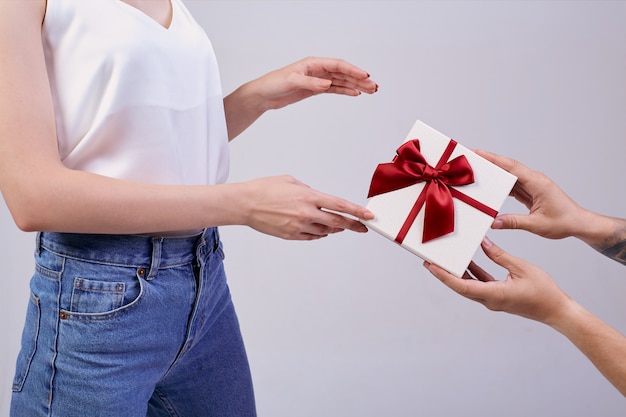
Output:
[294, 74, 332, 92]
[492, 214, 533, 232]
[481, 236, 523, 273]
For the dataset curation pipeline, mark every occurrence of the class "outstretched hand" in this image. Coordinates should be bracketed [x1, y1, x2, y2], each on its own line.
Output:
[224, 56, 378, 140]
[476, 150, 584, 240]
[239, 175, 374, 241]
[251, 56, 379, 111]
[424, 237, 571, 324]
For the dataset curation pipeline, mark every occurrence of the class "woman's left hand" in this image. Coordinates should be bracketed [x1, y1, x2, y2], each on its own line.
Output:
[224, 56, 378, 139]
[251, 56, 378, 110]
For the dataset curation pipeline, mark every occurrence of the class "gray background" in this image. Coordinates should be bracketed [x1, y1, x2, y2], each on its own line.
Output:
[1, 1, 625, 416]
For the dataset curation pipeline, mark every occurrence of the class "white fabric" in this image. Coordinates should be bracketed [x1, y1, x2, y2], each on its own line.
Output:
[42, 0, 229, 185]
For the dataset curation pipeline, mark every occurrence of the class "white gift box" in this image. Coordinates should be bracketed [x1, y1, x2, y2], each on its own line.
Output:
[362, 120, 517, 277]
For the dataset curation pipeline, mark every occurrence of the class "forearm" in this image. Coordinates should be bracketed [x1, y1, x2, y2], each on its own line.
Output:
[2, 166, 249, 234]
[223, 81, 267, 141]
[574, 211, 626, 265]
[548, 300, 626, 396]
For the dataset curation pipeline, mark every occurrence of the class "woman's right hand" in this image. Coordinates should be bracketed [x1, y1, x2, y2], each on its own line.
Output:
[237, 175, 374, 240]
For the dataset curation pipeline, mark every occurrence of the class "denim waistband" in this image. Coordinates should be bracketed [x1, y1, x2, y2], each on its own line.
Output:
[36, 228, 219, 270]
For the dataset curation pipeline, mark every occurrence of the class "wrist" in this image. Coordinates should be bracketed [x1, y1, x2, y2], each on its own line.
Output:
[223, 81, 268, 140]
[544, 295, 582, 332]
[206, 182, 251, 227]
[546, 297, 607, 349]
[228, 79, 270, 114]
[572, 209, 621, 247]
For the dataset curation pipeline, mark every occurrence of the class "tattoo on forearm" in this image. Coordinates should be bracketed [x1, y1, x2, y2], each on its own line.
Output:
[600, 241, 626, 266]
[592, 220, 626, 266]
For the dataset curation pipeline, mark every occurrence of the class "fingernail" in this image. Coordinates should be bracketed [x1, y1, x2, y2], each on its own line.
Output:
[492, 219, 504, 229]
[482, 236, 493, 248]
[374, 83, 379, 92]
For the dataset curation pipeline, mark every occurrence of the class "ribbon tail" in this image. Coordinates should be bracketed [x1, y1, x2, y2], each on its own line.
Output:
[422, 181, 455, 243]
[368, 162, 424, 198]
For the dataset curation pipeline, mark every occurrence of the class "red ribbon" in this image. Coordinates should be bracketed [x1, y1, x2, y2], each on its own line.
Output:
[368, 138, 498, 243]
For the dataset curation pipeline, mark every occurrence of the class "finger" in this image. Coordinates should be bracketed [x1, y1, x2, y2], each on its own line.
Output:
[475, 150, 543, 191]
[480, 237, 524, 274]
[299, 57, 378, 94]
[316, 209, 369, 233]
[289, 73, 334, 93]
[509, 181, 534, 208]
[475, 150, 542, 206]
[317, 193, 375, 221]
[325, 84, 362, 97]
[325, 80, 378, 96]
[304, 57, 371, 80]
[467, 261, 496, 282]
[297, 232, 328, 241]
[423, 261, 490, 302]
[491, 214, 534, 232]
[309, 223, 345, 236]
[299, 71, 376, 96]
[343, 219, 369, 233]
[475, 150, 522, 175]
[323, 74, 379, 94]
[460, 271, 475, 280]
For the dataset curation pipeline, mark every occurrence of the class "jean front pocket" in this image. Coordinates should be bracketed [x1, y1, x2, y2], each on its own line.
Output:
[12, 293, 41, 392]
[70, 278, 126, 314]
[60, 259, 144, 321]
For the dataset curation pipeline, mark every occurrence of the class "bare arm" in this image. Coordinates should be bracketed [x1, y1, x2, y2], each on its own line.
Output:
[550, 299, 626, 397]
[582, 216, 626, 266]
[0, 0, 238, 234]
[0, 1, 372, 238]
[425, 238, 626, 396]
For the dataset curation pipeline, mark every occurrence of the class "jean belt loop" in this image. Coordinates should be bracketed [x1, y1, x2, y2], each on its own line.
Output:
[212, 227, 220, 252]
[146, 237, 163, 281]
[194, 229, 207, 268]
[35, 232, 42, 256]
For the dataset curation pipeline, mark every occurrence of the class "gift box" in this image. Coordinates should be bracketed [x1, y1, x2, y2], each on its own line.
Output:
[362, 120, 517, 277]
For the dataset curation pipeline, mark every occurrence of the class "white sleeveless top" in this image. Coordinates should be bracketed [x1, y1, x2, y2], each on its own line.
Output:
[42, 0, 229, 186]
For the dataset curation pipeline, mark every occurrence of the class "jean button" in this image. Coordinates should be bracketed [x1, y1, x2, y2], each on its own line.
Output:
[137, 268, 146, 278]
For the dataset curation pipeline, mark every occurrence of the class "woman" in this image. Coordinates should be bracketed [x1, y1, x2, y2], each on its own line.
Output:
[0, 0, 378, 416]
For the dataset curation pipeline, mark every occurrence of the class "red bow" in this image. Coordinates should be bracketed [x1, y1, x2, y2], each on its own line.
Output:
[368, 139, 476, 243]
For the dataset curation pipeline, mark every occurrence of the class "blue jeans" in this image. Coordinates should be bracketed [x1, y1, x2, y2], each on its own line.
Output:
[11, 228, 256, 417]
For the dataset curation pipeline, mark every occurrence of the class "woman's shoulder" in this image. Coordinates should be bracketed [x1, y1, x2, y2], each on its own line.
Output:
[0, 0, 46, 28]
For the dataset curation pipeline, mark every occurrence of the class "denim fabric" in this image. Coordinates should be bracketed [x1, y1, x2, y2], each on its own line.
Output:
[11, 228, 256, 417]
